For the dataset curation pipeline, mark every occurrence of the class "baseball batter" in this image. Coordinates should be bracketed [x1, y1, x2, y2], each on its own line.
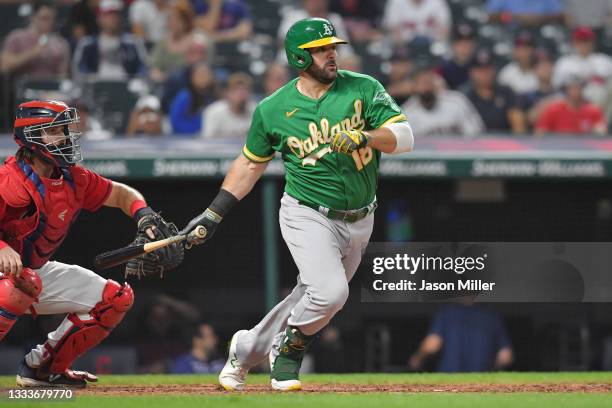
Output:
[181, 18, 414, 391]
[0, 100, 181, 387]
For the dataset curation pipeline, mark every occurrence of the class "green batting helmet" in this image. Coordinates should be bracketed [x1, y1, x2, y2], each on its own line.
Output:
[284, 18, 348, 70]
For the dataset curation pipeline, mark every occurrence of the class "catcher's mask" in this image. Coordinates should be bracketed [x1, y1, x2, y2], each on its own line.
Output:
[13, 100, 83, 168]
[284, 17, 348, 70]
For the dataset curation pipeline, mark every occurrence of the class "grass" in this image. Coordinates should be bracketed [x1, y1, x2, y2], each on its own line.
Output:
[0, 373, 611, 408]
[3, 372, 611, 387]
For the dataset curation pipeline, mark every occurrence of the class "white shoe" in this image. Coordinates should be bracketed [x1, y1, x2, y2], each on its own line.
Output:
[271, 378, 302, 391]
[219, 330, 249, 391]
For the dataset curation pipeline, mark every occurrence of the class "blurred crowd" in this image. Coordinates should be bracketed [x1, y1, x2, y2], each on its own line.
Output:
[0, 0, 612, 138]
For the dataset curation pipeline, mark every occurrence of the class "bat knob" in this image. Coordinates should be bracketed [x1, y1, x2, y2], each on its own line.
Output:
[193, 225, 207, 239]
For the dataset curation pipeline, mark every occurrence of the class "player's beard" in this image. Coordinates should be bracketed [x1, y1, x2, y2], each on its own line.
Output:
[306, 60, 337, 85]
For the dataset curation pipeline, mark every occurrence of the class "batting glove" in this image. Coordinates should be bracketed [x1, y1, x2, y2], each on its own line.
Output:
[330, 129, 369, 154]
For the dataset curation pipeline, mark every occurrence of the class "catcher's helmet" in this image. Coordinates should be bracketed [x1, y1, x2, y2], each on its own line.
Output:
[13, 100, 83, 168]
[284, 18, 348, 70]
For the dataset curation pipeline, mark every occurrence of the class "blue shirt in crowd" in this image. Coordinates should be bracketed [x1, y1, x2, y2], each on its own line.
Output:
[190, 0, 251, 29]
[169, 89, 204, 135]
[429, 304, 511, 372]
[486, 0, 563, 15]
[170, 353, 225, 374]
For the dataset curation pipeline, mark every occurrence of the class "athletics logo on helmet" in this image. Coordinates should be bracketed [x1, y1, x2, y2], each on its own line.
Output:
[13, 100, 83, 168]
[284, 18, 348, 70]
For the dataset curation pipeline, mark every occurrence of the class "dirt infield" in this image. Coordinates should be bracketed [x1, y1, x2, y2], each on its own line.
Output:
[85, 383, 612, 395]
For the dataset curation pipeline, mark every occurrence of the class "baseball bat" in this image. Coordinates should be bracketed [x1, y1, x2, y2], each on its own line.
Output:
[94, 226, 207, 270]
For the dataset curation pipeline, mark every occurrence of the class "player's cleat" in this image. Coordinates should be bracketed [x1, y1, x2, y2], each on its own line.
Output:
[16, 359, 97, 388]
[270, 326, 315, 391]
[219, 329, 249, 391]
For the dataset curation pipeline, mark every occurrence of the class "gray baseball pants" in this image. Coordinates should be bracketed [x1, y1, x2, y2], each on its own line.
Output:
[236, 193, 374, 367]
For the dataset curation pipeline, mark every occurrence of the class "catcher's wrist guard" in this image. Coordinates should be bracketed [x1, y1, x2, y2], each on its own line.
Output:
[133, 206, 155, 222]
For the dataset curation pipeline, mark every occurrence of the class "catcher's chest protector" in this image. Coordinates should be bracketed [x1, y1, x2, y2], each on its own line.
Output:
[0, 158, 83, 268]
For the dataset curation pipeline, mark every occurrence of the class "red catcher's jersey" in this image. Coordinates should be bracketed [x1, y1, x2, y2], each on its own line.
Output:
[0, 157, 112, 268]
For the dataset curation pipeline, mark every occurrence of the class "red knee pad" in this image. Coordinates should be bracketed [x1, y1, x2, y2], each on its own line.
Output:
[47, 280, 133, 373]
[92, 280, 134, 328]
[0, 269, 42, 341]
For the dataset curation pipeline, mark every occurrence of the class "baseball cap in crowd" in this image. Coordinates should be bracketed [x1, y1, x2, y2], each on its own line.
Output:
[514, 31, 534, 47]
[572, 26, 595, 42]
[98, 0, 123, 14]
[452, 23, 476, 41]
[135, 95, 161, 111]
[470, 48, 495, 69]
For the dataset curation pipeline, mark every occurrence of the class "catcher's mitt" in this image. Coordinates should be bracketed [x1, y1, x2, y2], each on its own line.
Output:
[125, 212, 184, 279]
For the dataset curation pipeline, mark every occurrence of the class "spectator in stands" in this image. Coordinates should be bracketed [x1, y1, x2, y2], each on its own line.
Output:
[402, 65, 484, 137]
[329, 0, 384, 43]
[536, 75, 607, 135]
[191, 0, 252, 43]
[382, 0, 451, 45]
[126, 95, 169, 136]
[521, 49, 559, 128]
[498, 31, 538, 96]
[278, 0, 354, 60]
[462, 49, 526, 133]
[71, 98, 113, 140]
[170, 323, 224, 374]
[202, 72, 256, 139]
[0, 0, 70, 78]
[169, 62, 217, 135]
[553, 27, 612, 108]
[129, 0, 170, 46]
[73, 0, 148, 80]
[149, 2, 212, 84]
[409, 299, 513, 372]
[66, 0, 100, 43]
[438, 23, 476, 90]
[386, 42, 428, 105]
[486, 0, 564, 27]
[262, 63, 289, 98]
[136, 294, 201, 373]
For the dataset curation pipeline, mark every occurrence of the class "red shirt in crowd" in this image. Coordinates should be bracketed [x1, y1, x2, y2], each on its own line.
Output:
[536, 100, 606, 134]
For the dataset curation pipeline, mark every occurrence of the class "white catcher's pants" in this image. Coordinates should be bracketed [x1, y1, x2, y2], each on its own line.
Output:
[20, 261, 107, 367]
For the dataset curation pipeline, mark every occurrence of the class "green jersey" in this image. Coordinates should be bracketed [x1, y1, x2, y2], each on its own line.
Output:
[243, 70, 406, 210]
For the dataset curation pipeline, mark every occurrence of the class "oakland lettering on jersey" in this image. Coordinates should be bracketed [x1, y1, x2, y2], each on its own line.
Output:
[287, 99, 366, 159]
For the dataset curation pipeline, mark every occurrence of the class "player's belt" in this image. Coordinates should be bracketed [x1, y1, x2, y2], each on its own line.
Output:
[298, 199, 378, 223]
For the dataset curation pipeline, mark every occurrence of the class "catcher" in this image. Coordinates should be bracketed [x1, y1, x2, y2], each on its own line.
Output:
[0, 100, 182, 388]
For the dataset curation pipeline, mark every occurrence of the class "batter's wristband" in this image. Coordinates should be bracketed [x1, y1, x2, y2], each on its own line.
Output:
[209, 189, 239, 218]
[0, 240, 7, 250]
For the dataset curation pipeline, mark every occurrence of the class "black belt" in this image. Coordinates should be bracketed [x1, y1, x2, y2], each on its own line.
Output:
[298, 199, 378, 223]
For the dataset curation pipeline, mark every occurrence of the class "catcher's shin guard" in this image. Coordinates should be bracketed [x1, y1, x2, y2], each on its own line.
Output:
[0, 269, 42, 341]
[41, 280, 134, 374]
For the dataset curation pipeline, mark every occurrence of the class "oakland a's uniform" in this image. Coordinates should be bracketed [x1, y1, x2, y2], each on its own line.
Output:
[244, 70, 405, 210]
[234, 70, 407, 367]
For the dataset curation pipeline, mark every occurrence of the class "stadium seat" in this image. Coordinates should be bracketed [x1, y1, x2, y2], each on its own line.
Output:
[83, 80, 140, 134]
